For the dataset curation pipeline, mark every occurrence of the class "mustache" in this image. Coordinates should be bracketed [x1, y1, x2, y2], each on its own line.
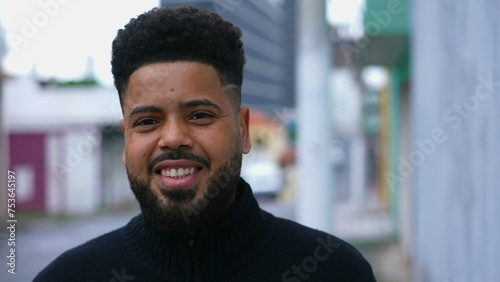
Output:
[147, 150, 211, 174]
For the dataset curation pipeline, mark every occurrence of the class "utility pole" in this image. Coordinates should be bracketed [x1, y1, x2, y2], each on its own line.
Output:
[296, 0, 334, 233]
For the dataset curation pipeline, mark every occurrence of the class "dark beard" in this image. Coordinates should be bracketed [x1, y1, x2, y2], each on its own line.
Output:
[126, 149, 242, 235]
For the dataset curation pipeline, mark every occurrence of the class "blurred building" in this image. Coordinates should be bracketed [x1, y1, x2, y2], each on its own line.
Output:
[4, 77, 129, 214]
[411, 1, 500, 281]
[360, 0, 411, 223]
[324, 0, 407, 243]
[360, 0, 500, 281]
[161, 0, 297, 114]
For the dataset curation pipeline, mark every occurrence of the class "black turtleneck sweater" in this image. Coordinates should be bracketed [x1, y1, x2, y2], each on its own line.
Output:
[34, 178, 376, 281]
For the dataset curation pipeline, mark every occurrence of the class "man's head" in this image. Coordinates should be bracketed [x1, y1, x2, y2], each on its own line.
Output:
[112, 5, 245, 108]
[112, 6, 251, 235]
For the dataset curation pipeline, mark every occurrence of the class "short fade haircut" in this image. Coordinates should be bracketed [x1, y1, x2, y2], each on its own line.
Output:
[111, 5, 245, 108]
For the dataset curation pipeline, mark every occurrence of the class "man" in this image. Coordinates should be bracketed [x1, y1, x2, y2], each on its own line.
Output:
[35, 5, 376, 281]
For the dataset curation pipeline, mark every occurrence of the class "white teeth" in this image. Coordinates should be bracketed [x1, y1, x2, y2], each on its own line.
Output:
[160, 167, 197, 179]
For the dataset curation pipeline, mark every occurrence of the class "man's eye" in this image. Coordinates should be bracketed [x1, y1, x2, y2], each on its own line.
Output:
[136, 119, 158, 126]
[191, 112, 214, 120]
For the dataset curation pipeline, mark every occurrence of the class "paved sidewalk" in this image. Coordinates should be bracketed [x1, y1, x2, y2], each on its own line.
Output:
[360, 240, 412, 282]
[334, 200, 412, 282]
[0, 208, 140, 282]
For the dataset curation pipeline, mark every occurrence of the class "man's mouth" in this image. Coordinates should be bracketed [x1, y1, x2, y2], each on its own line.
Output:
[160, 167, 198, 179]
[153, 159, 205, 189]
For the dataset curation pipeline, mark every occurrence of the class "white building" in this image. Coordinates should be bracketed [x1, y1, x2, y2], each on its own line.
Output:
[3, 77, 131, 214]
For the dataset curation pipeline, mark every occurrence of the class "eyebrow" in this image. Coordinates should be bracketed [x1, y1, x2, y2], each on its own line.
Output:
[128, 105, 163, 119]
[127, 99, 223, 120]
[179, 99, 223, 112]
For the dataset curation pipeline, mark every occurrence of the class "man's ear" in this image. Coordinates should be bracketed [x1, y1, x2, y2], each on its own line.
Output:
[238, 106, 252, 154]
[119, 119, 126, 165]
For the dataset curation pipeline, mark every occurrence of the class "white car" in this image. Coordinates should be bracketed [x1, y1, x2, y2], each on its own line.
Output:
[241, 152, 284, 197]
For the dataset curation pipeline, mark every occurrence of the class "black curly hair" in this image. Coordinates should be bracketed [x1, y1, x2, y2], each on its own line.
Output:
[111, 5, 245, 109]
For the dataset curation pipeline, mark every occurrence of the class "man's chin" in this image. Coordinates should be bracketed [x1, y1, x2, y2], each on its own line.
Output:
[158, 186, 198, 203]
[140, 183, 235, 235]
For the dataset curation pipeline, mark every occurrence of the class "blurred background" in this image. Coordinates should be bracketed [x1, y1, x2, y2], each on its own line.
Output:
[1, 0, 499, 281]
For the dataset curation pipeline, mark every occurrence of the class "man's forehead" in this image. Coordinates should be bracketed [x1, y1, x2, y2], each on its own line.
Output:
[120, 61, 240, 113]
[131, 61, 219, 79]
[124, 62, 223, 92]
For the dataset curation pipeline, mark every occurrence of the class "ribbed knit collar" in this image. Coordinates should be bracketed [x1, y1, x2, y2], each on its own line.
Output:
[122, 178, 275, 281]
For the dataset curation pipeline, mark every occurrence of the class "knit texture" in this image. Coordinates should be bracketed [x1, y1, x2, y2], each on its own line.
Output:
[34, 178, 376, 281]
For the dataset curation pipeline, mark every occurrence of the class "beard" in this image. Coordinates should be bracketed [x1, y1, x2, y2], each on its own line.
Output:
[126, 147, 243, 235]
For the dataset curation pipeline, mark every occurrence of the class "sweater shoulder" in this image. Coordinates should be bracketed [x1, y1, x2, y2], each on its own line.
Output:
[266, 215, 376, 281]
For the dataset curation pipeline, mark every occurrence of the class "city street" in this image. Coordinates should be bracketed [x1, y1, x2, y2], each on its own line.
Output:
[0, 207, 139, 282]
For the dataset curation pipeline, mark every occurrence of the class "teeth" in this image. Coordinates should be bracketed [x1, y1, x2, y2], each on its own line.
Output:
[160, 167, 197, 179]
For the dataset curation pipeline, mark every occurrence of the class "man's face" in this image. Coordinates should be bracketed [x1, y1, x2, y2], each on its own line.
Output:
[120, 61, 251, 234]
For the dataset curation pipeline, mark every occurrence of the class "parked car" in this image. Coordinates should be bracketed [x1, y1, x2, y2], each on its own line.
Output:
[241, 151, 284, 197]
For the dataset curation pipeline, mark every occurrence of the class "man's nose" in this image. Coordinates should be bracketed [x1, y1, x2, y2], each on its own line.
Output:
[158, 119, 193, 150]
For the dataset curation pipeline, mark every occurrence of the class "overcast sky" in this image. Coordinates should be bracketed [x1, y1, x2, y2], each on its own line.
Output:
[0, 0, 362, 87]
[0, 0, 158, 87]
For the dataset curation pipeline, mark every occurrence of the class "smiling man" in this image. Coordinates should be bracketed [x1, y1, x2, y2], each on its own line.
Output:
[34, 5, 375, 282]
[121, 61, 250, 236]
